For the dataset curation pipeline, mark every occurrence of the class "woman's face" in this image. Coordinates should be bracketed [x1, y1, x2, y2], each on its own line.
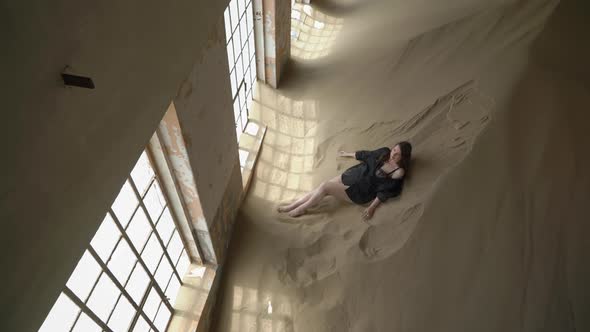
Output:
[390, 145, 402, 162]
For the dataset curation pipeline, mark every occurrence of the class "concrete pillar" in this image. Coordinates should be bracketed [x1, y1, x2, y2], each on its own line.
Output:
[255, 0, 291, 88]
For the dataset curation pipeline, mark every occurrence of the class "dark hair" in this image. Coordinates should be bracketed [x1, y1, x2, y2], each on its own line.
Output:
[396, 141, 412, 172]
[377, 141, 413, 175]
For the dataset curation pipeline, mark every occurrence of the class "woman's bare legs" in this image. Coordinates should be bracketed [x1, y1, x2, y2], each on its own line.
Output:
[278, 176, 345, 213]
[287, 176, 351, 217]
[278, 191, 314, 212]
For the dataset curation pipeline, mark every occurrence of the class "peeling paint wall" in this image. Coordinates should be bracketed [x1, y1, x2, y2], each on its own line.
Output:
[196, 162, 244, 332]
[0, 0, 242, 331]
[173, 16, 244, 264]
[261, 0, 292, 87]
[275, 0, 292, 83]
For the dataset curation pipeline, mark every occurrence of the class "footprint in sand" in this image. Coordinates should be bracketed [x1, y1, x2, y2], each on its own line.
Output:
[280, 235, 340, 286]
[448, 136, 466, 148]
[453, 120, 471, 130]
[342, 229, 354, 240]
[358, 203, 423, 260]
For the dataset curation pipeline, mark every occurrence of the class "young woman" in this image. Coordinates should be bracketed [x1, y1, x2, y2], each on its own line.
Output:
[278, 141, 412, 220]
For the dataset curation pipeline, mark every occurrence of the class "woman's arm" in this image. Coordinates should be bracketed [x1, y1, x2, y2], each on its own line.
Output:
[362, 197, 381, 221]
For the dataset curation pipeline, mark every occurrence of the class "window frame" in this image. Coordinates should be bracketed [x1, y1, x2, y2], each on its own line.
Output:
[39, 137, 201, 332]
[224, 0, 257, 140]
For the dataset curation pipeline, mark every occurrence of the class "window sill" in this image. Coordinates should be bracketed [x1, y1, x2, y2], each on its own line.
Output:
[167, 264, 217, 332]
[238, 121, 267, 197]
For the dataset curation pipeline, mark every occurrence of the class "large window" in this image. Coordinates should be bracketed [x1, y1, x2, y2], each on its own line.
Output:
[224, 0, 257, 141]
[39, 151, 192, 332]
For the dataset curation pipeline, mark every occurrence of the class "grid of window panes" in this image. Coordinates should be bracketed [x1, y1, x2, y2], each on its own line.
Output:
[39, 151, 191, 332]
[224, 0, 257, 141]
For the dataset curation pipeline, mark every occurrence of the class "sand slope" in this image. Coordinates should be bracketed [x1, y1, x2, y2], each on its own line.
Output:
[213, 0, 590, 331]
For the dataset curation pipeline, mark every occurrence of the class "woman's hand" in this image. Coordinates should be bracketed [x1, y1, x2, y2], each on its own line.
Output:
[362, 207, 375, 221]
[338, 151, 354, 158]
[363, 198, 381, 222]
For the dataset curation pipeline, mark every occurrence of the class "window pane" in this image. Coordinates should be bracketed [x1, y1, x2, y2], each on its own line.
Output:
[247, 89, 254, 109]
[236, 0, 243, 14]
[127, 208, 151, 252]
[230, 70, 238, 96]
[154, 306, 172, 332]
[38, 293, 79, 332]
[142, 233, 164, 274]
[176, 250, 191, 277]
[232, 38, 241, 65]
[245, 121, 258, 135]
[108, 240, 136, 284]
[248, 32, 256, 61]
[230, 0, 239, 32]
[226, 38, 235, 71]
[246, 3, 253, 31]
[108, 296, 135, 332]
[155, 259, 173, 288]
[239, 83, 246, 110]
[238, 149, 249, 167]
[233, 99, 241, 122]
[71, 312, 101, 332]
[131, 152, 154, 196]
[245, 67, 251, 94]
[235, 54, 244, 83]
[132, 316, 150, 332]
[111, 181, 138, 227]
[167, 231, 184, 264]
[125, 264, 150, 305]
[236, 123, 243, 141]
[87, 274, 119, 322]
[240, 115, 247, 132]
[156, 208, 175, 244]
[66, 251, 101, 301]
[143, 181, 166, 221]
[250, 56, 257, 82]
[224, 8, 232, 42]
[90, 213, 121, 262]
[143, 288, 161, 320]
[165, 276, 181, 306]
[240, 20, 248, 48]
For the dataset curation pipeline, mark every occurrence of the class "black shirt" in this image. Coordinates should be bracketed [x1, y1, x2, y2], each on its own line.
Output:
[341, 147, 405, 204]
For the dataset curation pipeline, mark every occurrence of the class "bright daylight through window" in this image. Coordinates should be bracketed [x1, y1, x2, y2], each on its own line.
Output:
[224, 0, 257, 141]
[39, 151, 192, 332]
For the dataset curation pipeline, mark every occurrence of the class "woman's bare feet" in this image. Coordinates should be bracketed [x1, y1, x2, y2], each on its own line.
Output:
[288, 207, 306, 218]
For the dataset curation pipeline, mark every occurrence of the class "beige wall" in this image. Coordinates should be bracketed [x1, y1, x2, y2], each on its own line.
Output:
[0, 0, 241, 330]
[173, 16, 244, 264]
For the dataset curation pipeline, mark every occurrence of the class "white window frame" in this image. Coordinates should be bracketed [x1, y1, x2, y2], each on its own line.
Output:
[38, 116, 205, 332]
[224, 0, 258, 141]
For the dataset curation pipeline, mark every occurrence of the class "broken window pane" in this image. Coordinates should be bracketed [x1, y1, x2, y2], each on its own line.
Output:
[143, 181, 166, 221]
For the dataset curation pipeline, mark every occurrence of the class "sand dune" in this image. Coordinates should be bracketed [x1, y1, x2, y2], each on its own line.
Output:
[213, 0, 590, 331]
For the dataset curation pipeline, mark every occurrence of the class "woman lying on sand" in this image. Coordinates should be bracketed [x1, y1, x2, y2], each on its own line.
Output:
[278, 141, 412, 220]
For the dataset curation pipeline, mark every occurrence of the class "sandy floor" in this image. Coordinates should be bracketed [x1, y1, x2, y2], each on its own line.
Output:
[213, 0, 590, 331]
